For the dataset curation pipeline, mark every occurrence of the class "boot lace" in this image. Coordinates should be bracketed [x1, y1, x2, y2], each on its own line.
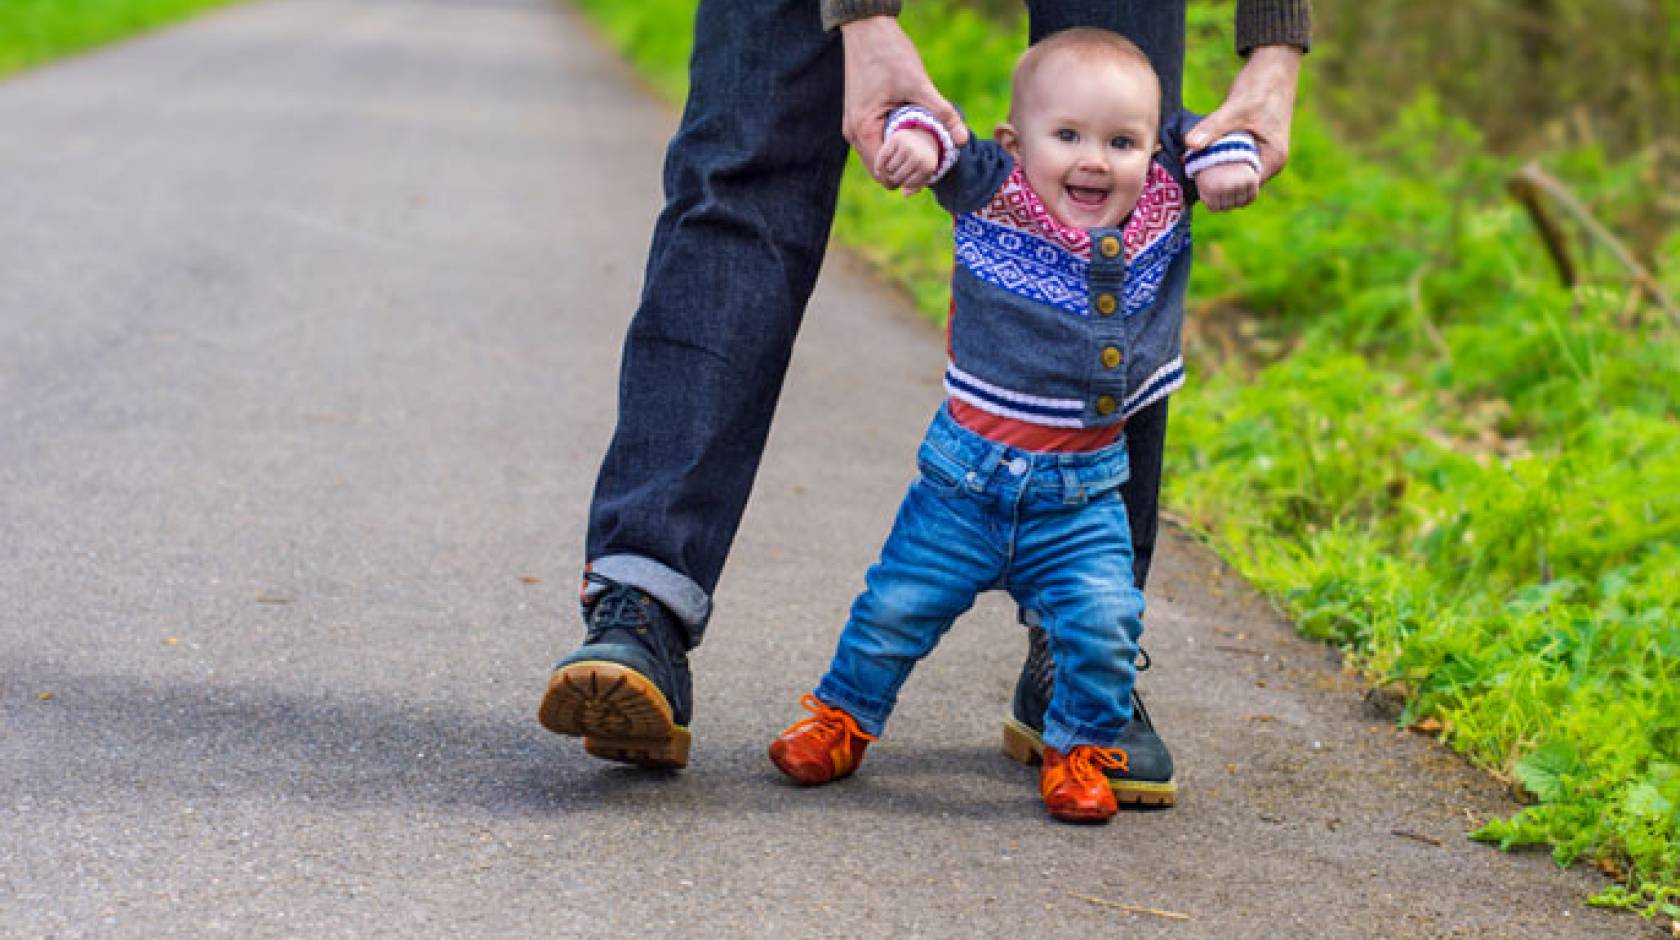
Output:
[1068, 746, 1129, 786]
[581, 572, 651, 642]
[786, 693, 877, 745]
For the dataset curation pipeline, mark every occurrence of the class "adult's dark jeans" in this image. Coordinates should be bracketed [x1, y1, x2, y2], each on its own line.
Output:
[584, 0, 1188, 647]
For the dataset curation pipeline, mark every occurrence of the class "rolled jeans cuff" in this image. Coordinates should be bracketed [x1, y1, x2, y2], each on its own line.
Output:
[811, 675, 892, 738]
[1043, 708, 1131, 754]
[586, 554, 712, 648]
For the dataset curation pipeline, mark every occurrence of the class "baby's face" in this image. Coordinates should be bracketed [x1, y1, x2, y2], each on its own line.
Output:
[999, 53, 1159, 230]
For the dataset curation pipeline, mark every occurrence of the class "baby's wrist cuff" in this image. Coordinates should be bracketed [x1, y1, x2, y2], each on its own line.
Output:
[884, 106, 960, 184]
[1185, 131, 1262, 177]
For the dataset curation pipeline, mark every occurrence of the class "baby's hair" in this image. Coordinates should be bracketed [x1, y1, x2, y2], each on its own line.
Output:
[1011, 28, 1161, 127]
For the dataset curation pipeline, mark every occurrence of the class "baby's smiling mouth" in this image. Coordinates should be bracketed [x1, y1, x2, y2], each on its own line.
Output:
[1065, 184, 1110, 208]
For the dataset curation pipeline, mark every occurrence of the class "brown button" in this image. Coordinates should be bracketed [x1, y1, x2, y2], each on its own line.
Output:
[1096, 395, 1117, 416]
[1101, 346, 1123, 369]
[1099, 235, 1122, 258]
[1095, 293, 1118, 316]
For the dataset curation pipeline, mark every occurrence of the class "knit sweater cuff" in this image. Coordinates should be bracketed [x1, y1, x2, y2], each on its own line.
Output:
[884, 105, 959, 184]
[1235, 0, 1312, 54]
[1185, 131, 1262, 177]
[820, 0, 903, 32]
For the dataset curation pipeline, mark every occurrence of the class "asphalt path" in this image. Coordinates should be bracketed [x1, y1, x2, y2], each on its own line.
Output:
[0, 0, 1649, 935]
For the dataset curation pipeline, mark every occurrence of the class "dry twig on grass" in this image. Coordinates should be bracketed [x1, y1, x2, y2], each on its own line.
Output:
[1508, 162, 1680, 326]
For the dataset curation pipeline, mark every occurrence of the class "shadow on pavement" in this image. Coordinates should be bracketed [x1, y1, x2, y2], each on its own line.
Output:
[4, 667, 1046, 822]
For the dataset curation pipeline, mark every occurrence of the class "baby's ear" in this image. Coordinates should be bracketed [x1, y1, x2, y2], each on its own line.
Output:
[994, 122, 1020, 158]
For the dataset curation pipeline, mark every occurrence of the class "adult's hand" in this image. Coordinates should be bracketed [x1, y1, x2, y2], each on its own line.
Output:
[1184, 45, 1303, 186]
[840, 16, 968, 185]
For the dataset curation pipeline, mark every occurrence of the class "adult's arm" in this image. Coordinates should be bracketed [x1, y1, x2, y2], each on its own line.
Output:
[820, 4, 969, 185]
[1234, 0, 1312, 56]
[1187, 0, 1311, 185]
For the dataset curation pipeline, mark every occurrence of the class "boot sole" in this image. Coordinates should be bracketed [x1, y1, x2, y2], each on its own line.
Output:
[1003, 717, 1176, 807]
[538, 660, 690, 770]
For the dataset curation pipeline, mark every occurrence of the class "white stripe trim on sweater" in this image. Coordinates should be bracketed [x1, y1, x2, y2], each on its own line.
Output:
[1122, 355, 1186, 414]
[945, 381, 1089, 428]
[945, 362, 1084, 412]
[1184, 131, 1261, 177]
[884, 106, 960, 184]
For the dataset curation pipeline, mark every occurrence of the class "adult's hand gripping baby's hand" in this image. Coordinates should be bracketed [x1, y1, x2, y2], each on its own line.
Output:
[840, 16, 968, 187]
[1185, 45, 1302, 187]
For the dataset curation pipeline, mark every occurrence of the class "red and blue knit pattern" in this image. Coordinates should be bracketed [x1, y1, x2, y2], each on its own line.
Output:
[943, 163, 1189, 444]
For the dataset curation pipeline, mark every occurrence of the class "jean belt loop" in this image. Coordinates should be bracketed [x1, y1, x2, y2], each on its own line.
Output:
[1060, 464, 1086, 505]
[967, 442, 1007, 493]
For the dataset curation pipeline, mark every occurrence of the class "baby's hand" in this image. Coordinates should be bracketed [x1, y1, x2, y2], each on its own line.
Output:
[1195, 161, 1260, 212]
[875, 129, 941, 196]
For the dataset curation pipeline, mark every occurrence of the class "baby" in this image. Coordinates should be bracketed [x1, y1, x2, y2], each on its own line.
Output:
[769, 29, 1260, 823]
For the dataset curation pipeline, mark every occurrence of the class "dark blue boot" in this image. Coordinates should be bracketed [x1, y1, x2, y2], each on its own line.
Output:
[1003, 625, 1176, 807]
[538, 574, 694, 769]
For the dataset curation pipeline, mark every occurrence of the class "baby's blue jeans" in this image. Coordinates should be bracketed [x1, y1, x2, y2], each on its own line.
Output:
[814, 406, 1145, 753]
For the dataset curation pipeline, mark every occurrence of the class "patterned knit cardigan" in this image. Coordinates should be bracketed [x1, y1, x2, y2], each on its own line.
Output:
[886, 107, 1260, 433]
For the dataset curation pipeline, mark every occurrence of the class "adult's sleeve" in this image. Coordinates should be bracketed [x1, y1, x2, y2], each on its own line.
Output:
[820, 0, 903, 32]
[1234, 0, 1312, 54]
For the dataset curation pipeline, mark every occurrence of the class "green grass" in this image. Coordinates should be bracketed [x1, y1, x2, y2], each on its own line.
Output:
[0, 0, 245, 79]
[1173, 89, 1680, 918]
[574, 0, 1680, 920]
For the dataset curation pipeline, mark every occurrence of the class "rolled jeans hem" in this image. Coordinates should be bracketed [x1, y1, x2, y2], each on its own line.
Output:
[1043, 711, 1131, 753]
[811, 676, 892, 738]
[587, 554, 712, 646]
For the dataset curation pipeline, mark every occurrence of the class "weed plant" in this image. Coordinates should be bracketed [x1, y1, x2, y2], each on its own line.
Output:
[1176, 14, 1680, 919]
[0, 0, 244, 78]
[572, 0, 1677, 918]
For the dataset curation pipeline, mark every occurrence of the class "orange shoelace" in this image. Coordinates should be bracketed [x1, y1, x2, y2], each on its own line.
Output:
[1067, 746, 1129, 785]
[786, 693, 878, 744]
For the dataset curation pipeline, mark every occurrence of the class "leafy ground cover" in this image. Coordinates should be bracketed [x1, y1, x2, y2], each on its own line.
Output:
[1170, 13, 1679, 921]
[571, 1, 1680, 919]
[0, 0, 244, 78]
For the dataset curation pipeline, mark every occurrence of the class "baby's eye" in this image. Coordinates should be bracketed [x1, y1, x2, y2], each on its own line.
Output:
[1110, 135, 1137, 150]
[1054, 128, 1078, 143]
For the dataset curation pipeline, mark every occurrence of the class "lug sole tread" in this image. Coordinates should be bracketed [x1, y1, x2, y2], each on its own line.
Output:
[538, 661, 690, 769]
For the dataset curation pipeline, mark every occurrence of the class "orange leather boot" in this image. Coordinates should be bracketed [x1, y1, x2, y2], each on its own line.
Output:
[1040, 745, 1128, 823]
[769, 694, 877, 786]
